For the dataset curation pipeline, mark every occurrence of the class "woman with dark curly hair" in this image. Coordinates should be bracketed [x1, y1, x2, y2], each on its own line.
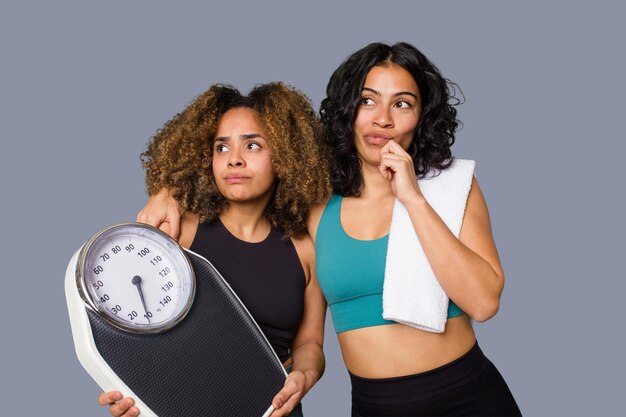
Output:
[306, 42, 521, 416]
[139, 42, 521, 416]
[98, 82, 330, 417]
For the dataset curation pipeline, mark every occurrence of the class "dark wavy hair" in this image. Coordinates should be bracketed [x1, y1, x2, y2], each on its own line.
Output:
[142, 83, 331, 236]
[320, 42, 463, 196]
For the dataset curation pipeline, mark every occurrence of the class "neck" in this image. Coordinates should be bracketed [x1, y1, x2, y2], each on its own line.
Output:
[219, 202, 270, 242]
[359, 162, 395, 200]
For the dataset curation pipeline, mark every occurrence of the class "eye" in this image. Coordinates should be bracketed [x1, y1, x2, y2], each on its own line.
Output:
[246, 142, 262, 150]
[394, 100, 412, 109]
[360, 97, 375, 106]
[214, 143, 229, 153]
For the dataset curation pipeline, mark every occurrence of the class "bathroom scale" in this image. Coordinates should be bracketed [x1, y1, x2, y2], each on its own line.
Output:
[65, 222, 287, 417]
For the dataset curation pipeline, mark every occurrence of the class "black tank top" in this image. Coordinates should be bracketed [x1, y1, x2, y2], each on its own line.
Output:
[190, 220, 305, 362]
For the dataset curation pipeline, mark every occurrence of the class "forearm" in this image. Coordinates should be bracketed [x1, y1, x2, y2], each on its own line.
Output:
[290, 341, 325, 393]
[404, 196, 503, 321]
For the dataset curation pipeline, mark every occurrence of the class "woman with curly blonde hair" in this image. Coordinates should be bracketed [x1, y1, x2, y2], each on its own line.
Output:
[98, 82, 331, 417]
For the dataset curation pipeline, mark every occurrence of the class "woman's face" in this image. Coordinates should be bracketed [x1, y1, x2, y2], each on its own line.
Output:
[353, 63, 421, 166]
[212, 107, 276, 204]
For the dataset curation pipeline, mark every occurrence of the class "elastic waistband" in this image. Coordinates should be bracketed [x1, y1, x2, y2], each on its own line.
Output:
[349, 342, 487, 403]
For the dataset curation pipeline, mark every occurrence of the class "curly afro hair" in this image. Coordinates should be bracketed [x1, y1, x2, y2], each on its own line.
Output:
[142, 82, 331, 236]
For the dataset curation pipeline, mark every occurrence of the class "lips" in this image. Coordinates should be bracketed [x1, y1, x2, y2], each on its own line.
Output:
[224, 174, 250, 184]
[364, 133, 392, 146]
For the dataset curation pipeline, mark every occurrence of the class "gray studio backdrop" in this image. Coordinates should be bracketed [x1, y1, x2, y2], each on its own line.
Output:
[1, 1, 624, 416]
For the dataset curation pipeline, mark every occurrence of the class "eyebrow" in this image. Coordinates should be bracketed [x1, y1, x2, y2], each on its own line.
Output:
[362, 87, 418, 100]
[214, 133, 263, 142]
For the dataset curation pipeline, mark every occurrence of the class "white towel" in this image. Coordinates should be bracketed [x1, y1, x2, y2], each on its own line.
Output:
[383, 159, 476, 333]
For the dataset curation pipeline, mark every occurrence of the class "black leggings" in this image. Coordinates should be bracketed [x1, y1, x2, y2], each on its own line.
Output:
[350, 343, 521, 416]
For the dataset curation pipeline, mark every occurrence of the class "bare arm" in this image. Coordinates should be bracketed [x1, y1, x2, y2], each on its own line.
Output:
[379, 141, 504, 322]
[270, 234, 326, 417]
[403, 178, 504, 322]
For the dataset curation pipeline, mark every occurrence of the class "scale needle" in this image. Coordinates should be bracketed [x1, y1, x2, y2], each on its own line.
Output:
[131, 275, 150, 323]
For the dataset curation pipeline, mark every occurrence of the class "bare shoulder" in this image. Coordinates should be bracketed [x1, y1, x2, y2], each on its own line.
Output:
[290, 232, 315, 285]
[306, 199, 330, 245]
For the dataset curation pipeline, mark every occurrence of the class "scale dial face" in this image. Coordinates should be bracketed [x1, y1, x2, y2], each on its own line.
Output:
[76, 223, 195, 333]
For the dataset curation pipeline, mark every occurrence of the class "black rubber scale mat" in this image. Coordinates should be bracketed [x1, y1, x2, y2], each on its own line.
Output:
[87, 250, 286, 416]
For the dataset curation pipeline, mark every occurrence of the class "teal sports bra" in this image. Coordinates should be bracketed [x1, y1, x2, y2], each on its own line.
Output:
[315, 195, 464, 333]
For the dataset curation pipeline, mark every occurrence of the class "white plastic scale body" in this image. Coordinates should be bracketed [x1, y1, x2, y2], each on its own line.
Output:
[65, 223, 287, 417]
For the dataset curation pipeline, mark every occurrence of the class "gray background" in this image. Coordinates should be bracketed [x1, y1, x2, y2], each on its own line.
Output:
[1, 1, 624, 415]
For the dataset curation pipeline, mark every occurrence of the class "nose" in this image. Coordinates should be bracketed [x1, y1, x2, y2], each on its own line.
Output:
[227, 148, 245, 168]
[372, 106, 393, 128]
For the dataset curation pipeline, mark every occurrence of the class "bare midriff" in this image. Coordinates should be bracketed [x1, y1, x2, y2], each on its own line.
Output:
[337, 315, 476, 378]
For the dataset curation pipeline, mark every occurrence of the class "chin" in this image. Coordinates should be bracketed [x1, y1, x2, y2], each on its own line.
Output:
[225, 193, 252, 202]
[358, 150, 383, 166]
